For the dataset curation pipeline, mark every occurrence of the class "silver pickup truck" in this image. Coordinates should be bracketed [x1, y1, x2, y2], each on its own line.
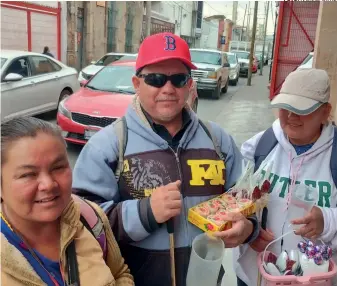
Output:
[190, 49, 230, 99]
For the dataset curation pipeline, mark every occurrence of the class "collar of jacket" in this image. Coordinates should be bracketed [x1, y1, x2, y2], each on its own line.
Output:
[127, 95, 200, 150]
[1, 197, 82, 285]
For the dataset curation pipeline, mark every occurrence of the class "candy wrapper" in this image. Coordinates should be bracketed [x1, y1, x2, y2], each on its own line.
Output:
[188, 161, 272, 232]
[263, 240, 331, 277]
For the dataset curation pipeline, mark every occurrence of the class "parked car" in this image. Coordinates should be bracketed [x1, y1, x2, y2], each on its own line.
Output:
[225, 52, 240, 86]
[252, 55, 258, 73]
[298, 52, 313, 70]
[190, 49, 230, 99]
[78, 52, 136, 81]
[1, 50, 79, 122]
[232, 51, 258, 76]
[58, 61, 198, 145]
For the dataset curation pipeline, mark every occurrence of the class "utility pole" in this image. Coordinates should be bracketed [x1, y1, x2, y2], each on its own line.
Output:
[241, 4, 247, 41]
[247, 1, 251, 40]
[260, 1, 270, 75]
[145, 1, 151, 37]
[247, 1, 258, 86]
[232, 1, 238, 24]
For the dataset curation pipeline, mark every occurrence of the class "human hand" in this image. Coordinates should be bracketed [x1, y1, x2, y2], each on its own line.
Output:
[212, 212, 254, 248]
[150, 181, 182, 224]
[249, 228, 274, 252]
[291, 206, 324, 239]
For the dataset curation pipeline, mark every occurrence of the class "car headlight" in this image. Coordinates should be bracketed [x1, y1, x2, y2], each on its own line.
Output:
[229, 68, 236, 75]
[58, 98, 72, 119]
[207, 71, 217, 79]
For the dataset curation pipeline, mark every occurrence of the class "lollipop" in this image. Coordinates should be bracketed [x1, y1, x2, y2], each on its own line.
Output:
[314, 253, 324, 265]
[297, 241, 307, 253]
[322, 246, 332, 260]
[305, 246, 316, 259]
[207, 214, 224, 226]
[314, 245, 321, 253]
[194, 205, 210, 218]
[307, 240, 314, 247]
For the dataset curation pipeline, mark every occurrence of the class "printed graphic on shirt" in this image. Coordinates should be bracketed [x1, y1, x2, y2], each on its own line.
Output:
[261, 170, 333, 208]
[119, 148, 226, 199]
[187, 160, 225, 186]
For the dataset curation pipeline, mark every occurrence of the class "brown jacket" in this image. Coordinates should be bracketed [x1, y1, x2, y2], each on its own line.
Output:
[1, 198, 134, 286]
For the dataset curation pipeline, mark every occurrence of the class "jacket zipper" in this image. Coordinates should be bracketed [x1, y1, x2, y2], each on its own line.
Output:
[170, 147, 191, 247]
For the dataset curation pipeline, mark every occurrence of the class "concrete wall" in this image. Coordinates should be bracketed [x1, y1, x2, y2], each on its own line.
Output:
[151, 1, 196, 37]
[199, 19, 219, 49]
[66, 1, 144, 69]
[313, 2, 337, 123]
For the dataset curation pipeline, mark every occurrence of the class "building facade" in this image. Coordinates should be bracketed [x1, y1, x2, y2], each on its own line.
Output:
[149, 1, 199, 47]
[67, 1, 144, 70]
[1, 1, 67, 62]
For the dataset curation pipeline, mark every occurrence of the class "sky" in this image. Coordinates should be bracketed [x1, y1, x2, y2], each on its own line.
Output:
[203, 1, 277, 35]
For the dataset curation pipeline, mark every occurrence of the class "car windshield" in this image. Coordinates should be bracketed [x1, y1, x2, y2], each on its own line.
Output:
[86, 65, 135, 94]
[95, 54, 125, 66]
[1, 57, 7, 68]
[190, 51, 221, 65]
[226, 54, 237, 65]
[234, 52, 250, 59]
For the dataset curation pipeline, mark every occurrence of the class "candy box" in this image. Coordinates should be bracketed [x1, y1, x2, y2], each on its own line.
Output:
[188, 193, 263, 232]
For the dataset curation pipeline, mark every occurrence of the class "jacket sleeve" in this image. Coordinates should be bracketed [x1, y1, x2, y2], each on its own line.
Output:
[89, 202, 134, 285]
[72, 127, 158, 244]
[319, 207, 337, 251]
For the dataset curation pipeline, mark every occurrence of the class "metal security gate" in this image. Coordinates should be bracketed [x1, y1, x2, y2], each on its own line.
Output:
[270, 1, 320, 99]
[1, 1, 61, 60]
[77, 7, 84, 71]
[107, 1, 117, 52]
[125, 3, 133, 53]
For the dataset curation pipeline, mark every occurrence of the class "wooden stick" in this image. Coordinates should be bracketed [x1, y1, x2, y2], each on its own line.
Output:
[169, 234, 176, 286]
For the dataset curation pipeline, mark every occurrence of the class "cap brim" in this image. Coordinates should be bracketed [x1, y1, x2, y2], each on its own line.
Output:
[270, 93, 323, 115]
[137, 56, 197, 70]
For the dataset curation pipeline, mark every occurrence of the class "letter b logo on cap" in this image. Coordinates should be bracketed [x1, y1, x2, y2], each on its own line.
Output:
[164, 35, 176, 51]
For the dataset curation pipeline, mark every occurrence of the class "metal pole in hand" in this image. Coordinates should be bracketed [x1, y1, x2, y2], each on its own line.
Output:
[167, 219, 176, 286]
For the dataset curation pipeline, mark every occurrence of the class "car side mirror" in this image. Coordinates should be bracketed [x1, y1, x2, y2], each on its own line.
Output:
[91, 60, 97, 65]
[4, 73, 23, 82]
[223, 62, 230, 68]
[80, 80, 88, 87]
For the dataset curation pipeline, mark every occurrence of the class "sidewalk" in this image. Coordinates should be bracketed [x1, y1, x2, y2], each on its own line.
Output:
[218, 68, 276, 286]
[216, 68, 276, 147]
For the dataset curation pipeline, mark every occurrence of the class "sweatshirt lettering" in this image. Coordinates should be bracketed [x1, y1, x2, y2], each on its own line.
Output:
[266, 173, 332, 207]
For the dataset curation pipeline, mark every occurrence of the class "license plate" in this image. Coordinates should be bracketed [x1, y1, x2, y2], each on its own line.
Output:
[84, 129, 98, 140]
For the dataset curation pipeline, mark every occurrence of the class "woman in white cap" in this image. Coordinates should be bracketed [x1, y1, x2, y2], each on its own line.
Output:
[233, 68, 337, 286]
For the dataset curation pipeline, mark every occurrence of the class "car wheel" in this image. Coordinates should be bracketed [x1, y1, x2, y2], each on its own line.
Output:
[192, 98, 198, 113]
[233, 76, 238, 86]
[213, 81, 221, 99]
[221, 78, 229, 93]
[58, 89, 72, 104]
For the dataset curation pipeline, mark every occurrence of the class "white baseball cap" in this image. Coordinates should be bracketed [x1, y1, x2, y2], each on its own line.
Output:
[271, 68, 330, 115]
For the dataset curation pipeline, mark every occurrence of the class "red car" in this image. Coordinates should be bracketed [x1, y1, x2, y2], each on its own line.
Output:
[57, 61, 198, 145]
[252, 56, 258, 73]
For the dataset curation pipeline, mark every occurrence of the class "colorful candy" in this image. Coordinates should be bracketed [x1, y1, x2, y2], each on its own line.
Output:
[206, 201, 219, 214]
[307, 240, 314, 247]
[194, 205, 210, 218]
[207, 215, 223, 226]
[306, 247, 316, 259]
[314, 245, 321, 253]
[314, 253, 323, 265]
[297, 241, 307, 253]
[322, 247, 332, 260]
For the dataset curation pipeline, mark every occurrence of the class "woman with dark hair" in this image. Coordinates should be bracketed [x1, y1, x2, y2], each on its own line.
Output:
[43, 46, 54, 58]
[1, 117, 134, 286]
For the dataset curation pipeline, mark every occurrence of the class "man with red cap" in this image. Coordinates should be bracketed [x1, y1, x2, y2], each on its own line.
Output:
[73, 33, 260, 286]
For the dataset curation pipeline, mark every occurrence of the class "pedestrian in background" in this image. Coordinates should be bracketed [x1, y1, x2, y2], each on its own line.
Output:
[42, 46, 54, 58]
[1, 117, 134, 286]
[234, 68, 337, 286]
[72, 32, 260, 286]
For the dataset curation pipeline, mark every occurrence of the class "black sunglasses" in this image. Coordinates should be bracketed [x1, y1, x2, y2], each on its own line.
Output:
[137, 73, 191, 88]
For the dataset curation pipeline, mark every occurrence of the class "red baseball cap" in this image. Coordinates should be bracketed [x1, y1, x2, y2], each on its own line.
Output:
[136, 32, 197, 71]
